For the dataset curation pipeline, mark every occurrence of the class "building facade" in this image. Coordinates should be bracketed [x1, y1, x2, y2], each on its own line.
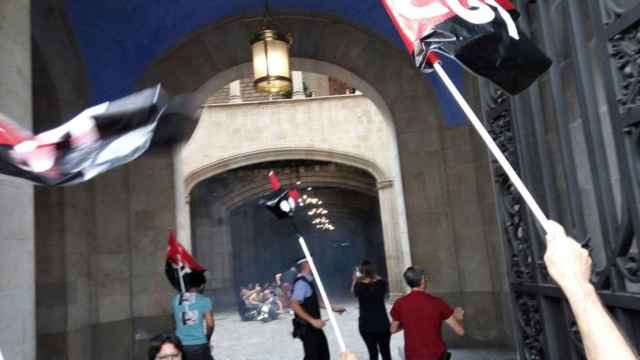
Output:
[0, 0, 638, 359]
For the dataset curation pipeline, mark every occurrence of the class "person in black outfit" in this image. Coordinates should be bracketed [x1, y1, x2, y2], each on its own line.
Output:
[289, 258, 346, 360]
[352, 261, 392, 360]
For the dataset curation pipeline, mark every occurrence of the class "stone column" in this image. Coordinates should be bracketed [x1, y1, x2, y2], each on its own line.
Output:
[292, 71, 305, 99]
[377, 181, 411, 298]
[194, 204, 235, 307]
[229, 80, 242, 103]
[0, 1, 34, 359]
[174, 145, 192, 250]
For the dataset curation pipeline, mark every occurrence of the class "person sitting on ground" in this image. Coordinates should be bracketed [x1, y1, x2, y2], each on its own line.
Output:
[148, 333, 184, 360]
[390, 266, 464, 360]
[351, 260, 392, 360]
[172, 281, 215, 360]
[278, 266, 298, 311]
[265, 288, 285, 314]
[544, 220, 638, 360]
[247, 284, 265, 308]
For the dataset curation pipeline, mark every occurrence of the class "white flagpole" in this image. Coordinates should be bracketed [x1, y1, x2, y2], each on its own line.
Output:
[429, 54, 551, 235]
[297, 235, 347, 353]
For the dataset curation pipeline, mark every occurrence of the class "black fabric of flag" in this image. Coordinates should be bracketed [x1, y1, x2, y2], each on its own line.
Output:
[263, 188, 296, 219]
[382, 0, 552, 95]
[165, 230, 207, 292]
[0, 84, 199, 185]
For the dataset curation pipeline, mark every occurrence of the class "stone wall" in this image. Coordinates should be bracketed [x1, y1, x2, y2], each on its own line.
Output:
[0, 1, 35, 359]
[35, 154, 179, 360]
[28, 2, 180, 358]
[182, 94, 413, 297]
[184, 95, 397, 181]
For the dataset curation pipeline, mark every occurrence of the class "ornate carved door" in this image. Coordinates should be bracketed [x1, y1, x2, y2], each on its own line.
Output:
[480, 1, 640, 358]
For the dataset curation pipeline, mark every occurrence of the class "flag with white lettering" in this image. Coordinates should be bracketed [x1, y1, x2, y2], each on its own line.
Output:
[381, 0, 552, 95]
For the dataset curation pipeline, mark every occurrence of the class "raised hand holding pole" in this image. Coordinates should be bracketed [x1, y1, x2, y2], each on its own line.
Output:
[297, 235, 348, 353]
[428, 52, 552, 235]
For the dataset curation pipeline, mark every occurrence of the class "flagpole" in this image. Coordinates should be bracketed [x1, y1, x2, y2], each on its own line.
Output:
[297, 235, 348, 353]
[428, 53, 551, 235]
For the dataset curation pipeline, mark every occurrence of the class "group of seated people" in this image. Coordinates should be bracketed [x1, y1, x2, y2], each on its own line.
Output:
[237, 275, 289, 322]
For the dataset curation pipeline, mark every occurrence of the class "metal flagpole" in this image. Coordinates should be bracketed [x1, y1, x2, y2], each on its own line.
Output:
[297, 235, 347, 353]
[177, 261, 190, 312]
[428, 53, 552, 235]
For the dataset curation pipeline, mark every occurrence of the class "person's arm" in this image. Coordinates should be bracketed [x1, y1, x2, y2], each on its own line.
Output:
[248, 293, 261, 305]
[390, 320, 403, 334]
[243, 288, 260, 301]
[351, 273, 357, 294]
[390, 302, 402, 334]
[544, 221, 638, 360]
[290, 299, 326, 329]
[319, 299, 346, 314]
[444, 315, 464, 336]
[205, 311, 214, 340]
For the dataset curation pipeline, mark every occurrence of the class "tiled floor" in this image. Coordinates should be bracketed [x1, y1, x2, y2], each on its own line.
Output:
[210, 304, 516, 360]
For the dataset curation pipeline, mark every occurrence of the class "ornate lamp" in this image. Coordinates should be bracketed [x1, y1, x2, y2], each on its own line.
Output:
[250, 23, 293, 94]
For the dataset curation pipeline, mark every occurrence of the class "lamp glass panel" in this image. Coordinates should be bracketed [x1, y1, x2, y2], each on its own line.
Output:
[265, 39, 290, 78]
[252, 41, 268, 80]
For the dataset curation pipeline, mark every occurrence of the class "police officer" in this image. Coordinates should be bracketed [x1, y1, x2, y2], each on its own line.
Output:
[290, 258, 346, 360]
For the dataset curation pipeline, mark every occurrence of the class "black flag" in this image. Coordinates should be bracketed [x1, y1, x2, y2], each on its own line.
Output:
[382, 0, 552, 95]
[262, 171, 300, 219]
[0, 85, 198, 185]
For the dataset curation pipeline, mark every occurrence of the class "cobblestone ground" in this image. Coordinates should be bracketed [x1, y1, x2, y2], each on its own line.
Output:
[209, 303, 516, 360]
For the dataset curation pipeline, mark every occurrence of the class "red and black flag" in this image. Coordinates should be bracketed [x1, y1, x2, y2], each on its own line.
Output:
[165, 230, 206, 292]
[381, 0, 552, 95]
[0, 84, 199, 185]
[262, 171, 300, 219]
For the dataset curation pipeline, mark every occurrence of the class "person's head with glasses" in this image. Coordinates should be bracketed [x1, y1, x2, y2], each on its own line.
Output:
[148, 333, 184, 360]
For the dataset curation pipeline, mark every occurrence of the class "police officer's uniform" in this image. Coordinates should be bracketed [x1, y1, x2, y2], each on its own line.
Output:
[291, 273, 330, 360]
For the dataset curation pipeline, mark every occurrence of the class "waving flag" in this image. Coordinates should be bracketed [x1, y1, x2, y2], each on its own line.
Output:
[165, 229, 206, 292]
[0, 84, 198, 185]
[262, 171, 300, 219]
[382, 0, 551, 95]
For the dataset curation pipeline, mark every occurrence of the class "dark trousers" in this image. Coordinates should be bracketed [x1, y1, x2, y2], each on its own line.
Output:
[183, 344, 214, 360]
[360, 330, 392, 360]
[300, 328, 330, 360]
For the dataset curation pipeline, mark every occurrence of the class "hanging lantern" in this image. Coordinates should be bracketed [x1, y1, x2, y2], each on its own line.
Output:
[250, 27, 293, 94]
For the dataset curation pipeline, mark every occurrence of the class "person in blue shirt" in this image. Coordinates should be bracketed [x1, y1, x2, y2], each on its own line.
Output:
[172, 283, 215, 360]
[290, 258, 346, 360]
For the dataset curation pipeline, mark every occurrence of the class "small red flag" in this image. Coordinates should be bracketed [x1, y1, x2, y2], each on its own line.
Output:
[269, 170, 281, 190]
[167, 229, 205, 272]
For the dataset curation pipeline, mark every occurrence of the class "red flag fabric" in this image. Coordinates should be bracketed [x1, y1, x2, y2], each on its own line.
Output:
[269, 170, 281, 190]
[288, 188, 300, 203]
[0, 115, 29, 146]
[381, 0, 551, 95]
[166, 229, 205, 272]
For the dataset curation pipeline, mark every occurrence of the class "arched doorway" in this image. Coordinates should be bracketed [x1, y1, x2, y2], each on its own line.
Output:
[189, 160, 388, 308]
[148, 13, 510, 348]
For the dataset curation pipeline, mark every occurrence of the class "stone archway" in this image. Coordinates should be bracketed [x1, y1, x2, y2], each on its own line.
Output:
[184, 148, 410, 297]
[140, 12, 510, 347]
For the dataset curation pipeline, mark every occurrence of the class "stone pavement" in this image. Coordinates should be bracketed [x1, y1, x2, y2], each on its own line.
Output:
[210, 303, 516, 360]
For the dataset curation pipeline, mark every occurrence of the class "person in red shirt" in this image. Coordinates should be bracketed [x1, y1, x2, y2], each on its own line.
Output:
[390, 266, 465, 360]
